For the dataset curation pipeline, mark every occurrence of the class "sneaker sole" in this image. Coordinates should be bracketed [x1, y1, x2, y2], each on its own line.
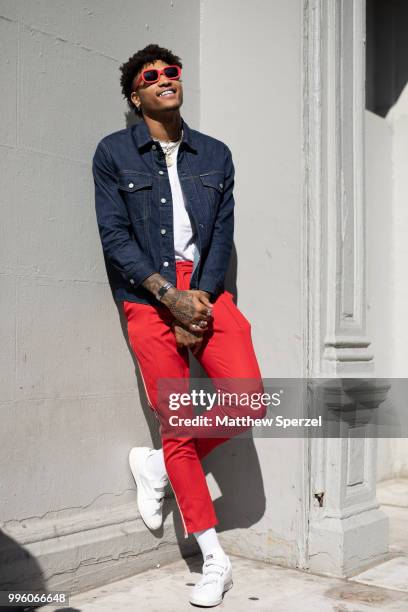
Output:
[189, 578, 233, 607]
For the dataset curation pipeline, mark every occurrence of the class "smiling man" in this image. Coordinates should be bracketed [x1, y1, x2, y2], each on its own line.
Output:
[92, 43, 264, 607]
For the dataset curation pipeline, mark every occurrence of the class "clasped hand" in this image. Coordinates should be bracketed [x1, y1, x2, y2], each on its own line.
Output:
[161, 288, 213, 354]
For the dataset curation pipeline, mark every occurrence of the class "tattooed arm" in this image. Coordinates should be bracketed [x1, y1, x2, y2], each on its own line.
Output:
[141, 273, 212, 333]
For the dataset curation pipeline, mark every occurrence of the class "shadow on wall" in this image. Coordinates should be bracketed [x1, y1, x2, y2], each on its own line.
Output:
[0, 531, 45, 611]
[111, 234, 266, 552]
[0, 534, 80, 611]
[366, 0, 408, 116]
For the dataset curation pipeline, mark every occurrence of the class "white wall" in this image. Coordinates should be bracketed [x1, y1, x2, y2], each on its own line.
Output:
[2, 0, 389, 587]
[365, 110, 393, 482]
[366, 84, 408, 380]
[365, 110, 393, 378]
[387, 80, 408, 478]
[200, 0, 306, 565]
[388, 85, 408, 377]
[199, 0, 304, 378]
[367, 87, 408, 479]
[0, 0, 200, 592]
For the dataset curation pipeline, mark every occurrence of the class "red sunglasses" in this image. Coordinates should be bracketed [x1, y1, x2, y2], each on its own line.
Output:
[134, 65, 182, 89]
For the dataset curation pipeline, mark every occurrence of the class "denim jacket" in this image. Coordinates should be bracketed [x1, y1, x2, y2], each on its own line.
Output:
[92, 116, 235, 305]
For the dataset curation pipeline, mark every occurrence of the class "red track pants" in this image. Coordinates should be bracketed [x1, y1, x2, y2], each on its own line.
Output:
[123, 260, 263, 537]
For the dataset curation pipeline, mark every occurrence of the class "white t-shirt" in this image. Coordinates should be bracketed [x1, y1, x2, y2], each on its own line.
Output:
[159, 140, 196, 261]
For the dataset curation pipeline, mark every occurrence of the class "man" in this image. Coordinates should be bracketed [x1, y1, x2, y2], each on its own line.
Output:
[92, 43, 265, 607]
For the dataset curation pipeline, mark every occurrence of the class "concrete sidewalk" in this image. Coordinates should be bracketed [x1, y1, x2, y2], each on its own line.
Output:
[40, 478, 408, 612]
[42, 552, 408, 612]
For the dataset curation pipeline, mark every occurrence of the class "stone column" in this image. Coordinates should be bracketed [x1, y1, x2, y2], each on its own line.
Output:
[303, 0, 389, 576]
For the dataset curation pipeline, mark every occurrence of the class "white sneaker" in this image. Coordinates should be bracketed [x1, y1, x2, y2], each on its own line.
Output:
[128, 447, 168, 530]
[189, 549, 233, 607]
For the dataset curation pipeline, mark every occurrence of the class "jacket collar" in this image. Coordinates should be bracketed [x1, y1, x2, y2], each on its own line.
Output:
[132, 116, 197, 152]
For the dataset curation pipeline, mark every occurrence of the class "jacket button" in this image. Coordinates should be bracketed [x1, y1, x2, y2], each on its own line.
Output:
[161, 228, 166, 235]
[163, 261, 169, 267]
[128, 182, 134, 188]
[152, 144, 157, 150]
[129, 279, 135, 285]
[219, 183, 223, 189]
[159, 170, 164, 175]
[161, 198, 166, 203]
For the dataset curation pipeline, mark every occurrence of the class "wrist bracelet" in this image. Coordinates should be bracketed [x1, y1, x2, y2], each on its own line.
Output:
[157, 281, 174, 302]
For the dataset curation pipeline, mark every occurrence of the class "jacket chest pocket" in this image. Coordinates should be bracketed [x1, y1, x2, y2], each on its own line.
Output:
[117, 173, 153, 222]
[199, 171, 225, 212]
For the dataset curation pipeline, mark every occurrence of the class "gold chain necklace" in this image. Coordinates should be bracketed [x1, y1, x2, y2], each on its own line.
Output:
[156, 129, 183, 167]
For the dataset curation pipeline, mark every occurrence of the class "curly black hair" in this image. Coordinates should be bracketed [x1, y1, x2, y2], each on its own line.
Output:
[119, 43, 183, 116]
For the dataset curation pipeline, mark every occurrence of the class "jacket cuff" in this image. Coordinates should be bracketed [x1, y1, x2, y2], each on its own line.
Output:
[127, 263, 158, 289]
[198, 277, 223, 298]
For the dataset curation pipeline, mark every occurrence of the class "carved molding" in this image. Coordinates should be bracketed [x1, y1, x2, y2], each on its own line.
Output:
[303, 0, 389, 577]
[303, 0, 373, 376]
